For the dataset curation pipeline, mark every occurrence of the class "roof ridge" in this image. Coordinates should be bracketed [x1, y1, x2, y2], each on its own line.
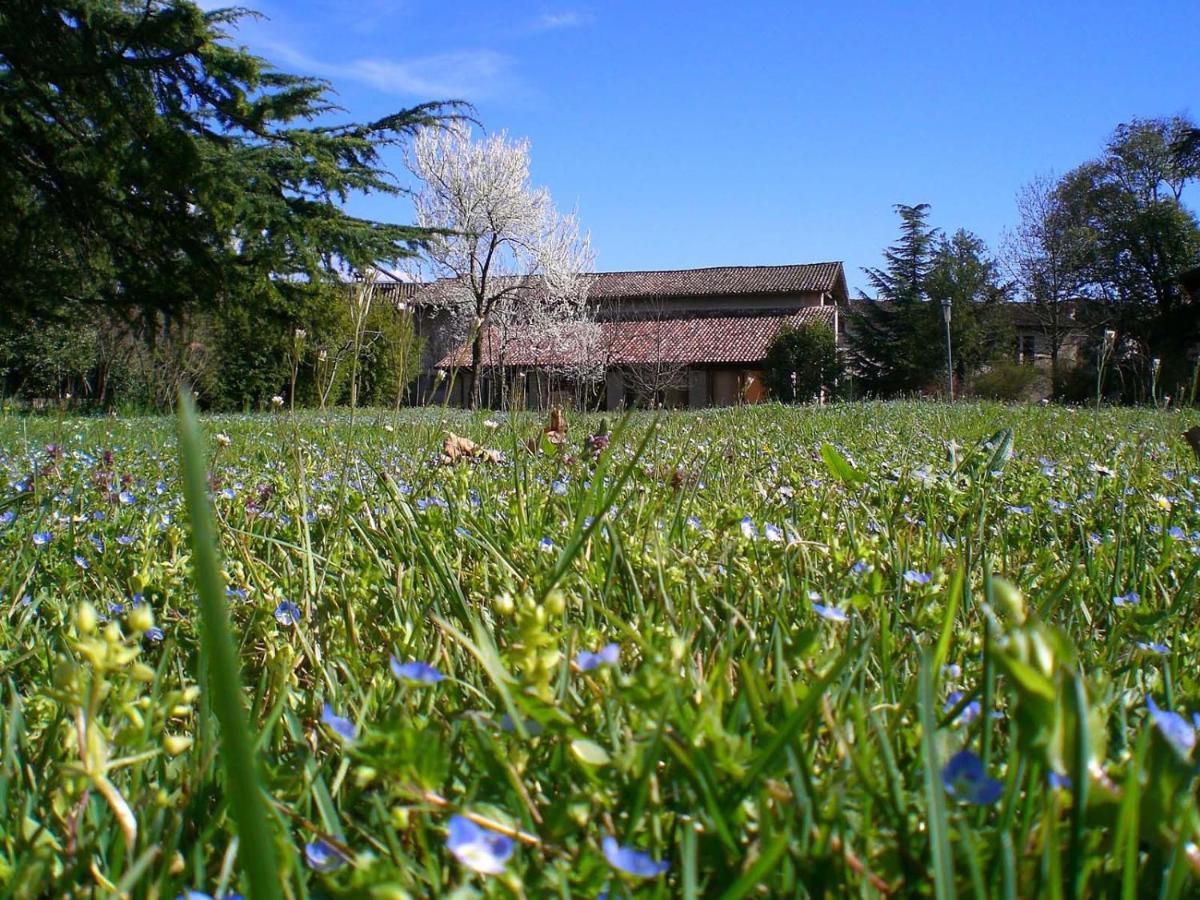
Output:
[590, 262, 839, 277]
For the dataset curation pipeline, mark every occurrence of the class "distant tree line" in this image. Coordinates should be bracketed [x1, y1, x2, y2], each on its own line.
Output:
[843, 117, 1200, 403]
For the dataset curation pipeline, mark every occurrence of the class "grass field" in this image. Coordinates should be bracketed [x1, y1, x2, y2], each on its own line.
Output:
[1, 401, 1199, 898]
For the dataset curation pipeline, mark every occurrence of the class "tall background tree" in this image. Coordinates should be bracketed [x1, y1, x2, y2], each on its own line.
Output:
[848, 203, 939, 395]
[0, 0, 458, 406]
[1055, 117, 1200, 384]
[850, 206, 1010, 397]
[404, 123, 593, 409]
[925, 228, 1012, 383]
[1005, 173, 1094, 383]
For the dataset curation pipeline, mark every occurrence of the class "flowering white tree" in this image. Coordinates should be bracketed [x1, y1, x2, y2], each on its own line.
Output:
[405, 123, 594, 408]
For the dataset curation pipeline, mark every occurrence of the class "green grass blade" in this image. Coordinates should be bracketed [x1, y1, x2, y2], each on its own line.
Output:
[920, 649, 957, 900]
[176, 390, 283, 899]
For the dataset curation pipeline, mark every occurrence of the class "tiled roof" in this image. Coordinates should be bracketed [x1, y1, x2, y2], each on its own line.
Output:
[408, 263, 845, 306]
[584, 263, 844, 300]
[437, 306, 837, 369]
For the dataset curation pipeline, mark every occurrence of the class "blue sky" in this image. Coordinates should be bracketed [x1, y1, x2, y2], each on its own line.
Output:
[217, 0, 1200, 295]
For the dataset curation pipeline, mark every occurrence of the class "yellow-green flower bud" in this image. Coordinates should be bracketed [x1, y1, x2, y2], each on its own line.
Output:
[163, 734, 193, 756]
[992, 577, 1026, 624]
[129, 605, 154, 633]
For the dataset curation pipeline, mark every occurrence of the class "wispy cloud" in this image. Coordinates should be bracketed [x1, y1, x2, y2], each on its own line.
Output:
[262, 42, 520, 100]
[527, 10, 595, 33]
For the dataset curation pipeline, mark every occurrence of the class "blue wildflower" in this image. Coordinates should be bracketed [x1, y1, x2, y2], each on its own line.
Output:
[304, 839, 346, 872]
[177, 892, 243, 900]
[942, 749, 1004, 804]
[1113, 591, 1139, 607]
[0, 511, 14, 525]
[943, 691, 982, 725]
[321, 704, 357, 743]
[1048, 771, 1072, 791]
[116, 534, 134, 546]
[551, 479, 568, 496]
[445, 815, 514, 875]
[576, 643, 620, 672]
[32, 531, 52, 547]
[903, 570, 932, 585]
[274, 600, 301, 626]
[602, 835, 669, 878]
[685, 515, 702, 530]
[118, 490, 136, 505]
[1135, 640, 1170, 654]
[390, 657, 444, 685]
[810, 593, 848, 623]
[145, 627, 165, 643]
[739, 516, 757, 539]
[538, 536, 555, 552]
[1168, 526, 1186, 540]
[1146, 695, 1196, 760]
[763, 523, 784, 543]
[74, 555, 89, 569]
[851, 560, 870, 575]
[943, 663, 962, 679]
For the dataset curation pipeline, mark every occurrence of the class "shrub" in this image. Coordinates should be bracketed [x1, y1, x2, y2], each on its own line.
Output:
[969, 360, 1045, 401]
[763, 322, 841, 402]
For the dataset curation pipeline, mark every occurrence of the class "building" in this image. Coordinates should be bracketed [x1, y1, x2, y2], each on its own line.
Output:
[427, 262, 850, 409]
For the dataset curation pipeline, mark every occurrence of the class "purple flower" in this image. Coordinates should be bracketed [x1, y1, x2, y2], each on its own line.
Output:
[763, 523, 784, 543]
[942, 749, 1003, 804]
[274, 600, 301, 627]
[321, 704, 357, 742]
[390, 657, 444, 685]
[1147, 695, 1196, 760]
[1168, 526, 1187, 540]
[74, 555, 89, 569]
[32, 531, 52, 547]
[576, 643, 620, 672]
[903, 570, 932, 585]
[446, 815, 514, 874]
[144, 627, 165, 643]
[538, 536, 555, 552]
[116, 534, 134, 546]
[304, 839, 346, 872]
[739, 516, 758, 539]
[118, 490, 136, 505]
[602, 835, 669, 878]
[1113, 591, 1140, 607]
[0, 511, 14, 526]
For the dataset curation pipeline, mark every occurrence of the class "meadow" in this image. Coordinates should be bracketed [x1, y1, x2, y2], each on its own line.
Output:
[1, 401, 1199, 898]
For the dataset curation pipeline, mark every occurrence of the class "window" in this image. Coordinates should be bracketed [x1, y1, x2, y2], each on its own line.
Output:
[1016, 334, 1036, 364]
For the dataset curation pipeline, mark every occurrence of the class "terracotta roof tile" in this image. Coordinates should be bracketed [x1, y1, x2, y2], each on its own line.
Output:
[584, 263, 844, 300]
[438, 306, 837, 369]
[410, 263, 844, 307]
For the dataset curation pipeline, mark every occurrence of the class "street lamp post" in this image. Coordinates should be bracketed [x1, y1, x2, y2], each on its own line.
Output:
[941, 297, 954, 402]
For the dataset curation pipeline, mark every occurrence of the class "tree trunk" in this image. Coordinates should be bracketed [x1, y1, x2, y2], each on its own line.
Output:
[470, 333, 483, 409]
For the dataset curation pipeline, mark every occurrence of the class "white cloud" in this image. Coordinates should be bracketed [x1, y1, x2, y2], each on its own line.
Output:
[261, 42, 519, 100]
[528, 10, 594, 32]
